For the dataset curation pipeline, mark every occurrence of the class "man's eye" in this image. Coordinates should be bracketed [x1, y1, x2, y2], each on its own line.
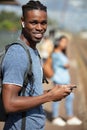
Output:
[41, 21, 47, 25]
[30, 21, 38, 25]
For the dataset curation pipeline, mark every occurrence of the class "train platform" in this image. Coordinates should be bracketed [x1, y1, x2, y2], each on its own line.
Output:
[0, 37, 87, 130]
[44, 37, 87, 130]
[44, 62, 86, 130]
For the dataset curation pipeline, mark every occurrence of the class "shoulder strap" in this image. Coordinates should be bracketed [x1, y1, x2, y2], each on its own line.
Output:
[36, 50, 49, 84]
[0, 51, 5, 85]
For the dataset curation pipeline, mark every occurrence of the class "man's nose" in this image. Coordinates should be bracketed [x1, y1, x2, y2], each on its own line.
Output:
[36, 24, 43, 31]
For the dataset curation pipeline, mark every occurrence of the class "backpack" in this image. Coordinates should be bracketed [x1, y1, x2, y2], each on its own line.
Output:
[43, 56, 54, 78]
[0, 39, 48, 124]
[0, 51, 6, 122]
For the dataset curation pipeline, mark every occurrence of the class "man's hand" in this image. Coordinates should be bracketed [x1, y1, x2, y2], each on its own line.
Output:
[47, 85, 74, 102]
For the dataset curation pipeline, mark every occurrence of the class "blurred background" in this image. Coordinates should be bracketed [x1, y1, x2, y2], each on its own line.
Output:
[0, 0, 87, 130]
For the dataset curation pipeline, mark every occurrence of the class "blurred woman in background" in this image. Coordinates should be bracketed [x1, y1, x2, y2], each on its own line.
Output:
[51, 36, 82, 126]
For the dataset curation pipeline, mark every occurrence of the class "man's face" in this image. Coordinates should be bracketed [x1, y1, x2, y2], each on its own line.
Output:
[22, 9, 47, 43]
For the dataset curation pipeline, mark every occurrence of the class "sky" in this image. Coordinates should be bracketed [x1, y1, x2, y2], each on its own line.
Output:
[0, 0, 87, 32]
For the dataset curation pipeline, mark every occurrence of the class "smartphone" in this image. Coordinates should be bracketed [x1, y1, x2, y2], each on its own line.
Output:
[70, 86, 77, 89]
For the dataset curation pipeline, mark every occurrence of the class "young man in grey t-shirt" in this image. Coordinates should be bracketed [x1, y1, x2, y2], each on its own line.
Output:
[2, 1, 73, 130]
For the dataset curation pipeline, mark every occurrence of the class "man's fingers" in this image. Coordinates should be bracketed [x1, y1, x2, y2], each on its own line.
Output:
[67, 85, 77, 89]
[62, 84, 77, 90]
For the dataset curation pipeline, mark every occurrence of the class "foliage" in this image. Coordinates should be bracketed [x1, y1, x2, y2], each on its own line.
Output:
[0, 11, 21, 31]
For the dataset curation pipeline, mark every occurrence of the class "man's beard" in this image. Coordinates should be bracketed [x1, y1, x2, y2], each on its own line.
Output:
[22, 29, 42, 45]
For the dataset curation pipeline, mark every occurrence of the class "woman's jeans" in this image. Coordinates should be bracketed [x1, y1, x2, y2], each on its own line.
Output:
[52, 92, 74, 118]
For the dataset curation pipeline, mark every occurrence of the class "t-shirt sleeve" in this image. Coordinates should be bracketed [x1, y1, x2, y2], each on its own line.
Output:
[2, 45, 29, 87]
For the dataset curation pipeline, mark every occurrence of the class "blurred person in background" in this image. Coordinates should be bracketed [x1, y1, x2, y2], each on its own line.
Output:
[40, 36, 53, 62]
[51, 36, 82, 126]
[39, 29, 55, 63]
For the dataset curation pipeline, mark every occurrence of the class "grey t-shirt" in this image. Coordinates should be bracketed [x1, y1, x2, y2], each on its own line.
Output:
[2, 41, 46, 130]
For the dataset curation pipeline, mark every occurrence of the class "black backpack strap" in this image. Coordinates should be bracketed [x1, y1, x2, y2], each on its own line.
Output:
[37, 50, 49, 84]
[42, 73, 49, 84]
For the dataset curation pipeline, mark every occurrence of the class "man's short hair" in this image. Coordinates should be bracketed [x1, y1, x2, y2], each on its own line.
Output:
[22, 0, 47, 17]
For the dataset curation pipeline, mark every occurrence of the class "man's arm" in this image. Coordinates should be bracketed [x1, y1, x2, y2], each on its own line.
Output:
[2, 84, 72, 113]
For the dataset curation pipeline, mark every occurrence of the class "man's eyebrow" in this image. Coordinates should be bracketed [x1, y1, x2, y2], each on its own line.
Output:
[27, 19, 47, 23]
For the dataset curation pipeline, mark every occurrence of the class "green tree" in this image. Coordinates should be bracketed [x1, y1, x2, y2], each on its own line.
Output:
[0, 11, 21, 31]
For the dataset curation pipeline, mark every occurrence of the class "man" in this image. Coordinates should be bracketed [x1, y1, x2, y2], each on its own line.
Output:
[2, 1, 73, 130]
